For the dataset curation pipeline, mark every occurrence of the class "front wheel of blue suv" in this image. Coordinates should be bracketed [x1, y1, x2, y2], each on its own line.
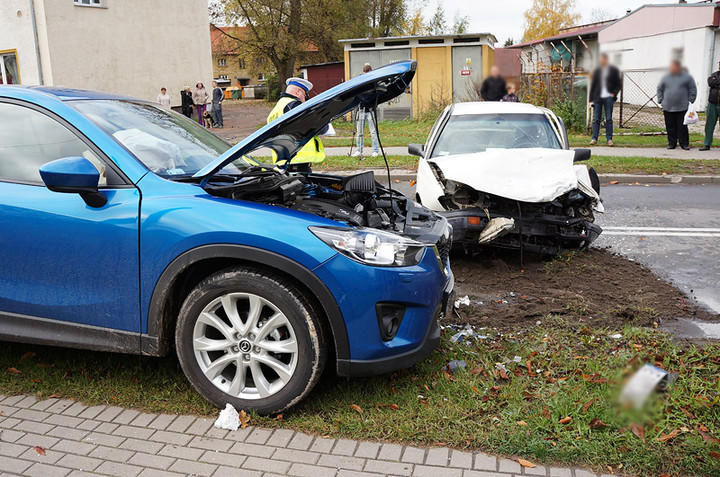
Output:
[175, 267, 327, 415]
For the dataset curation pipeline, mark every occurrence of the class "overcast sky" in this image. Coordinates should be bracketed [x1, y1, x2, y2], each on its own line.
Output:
[422, 0, 682, 44]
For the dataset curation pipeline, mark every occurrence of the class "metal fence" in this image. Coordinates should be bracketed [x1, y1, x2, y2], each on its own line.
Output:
[615, 69, 667, 130]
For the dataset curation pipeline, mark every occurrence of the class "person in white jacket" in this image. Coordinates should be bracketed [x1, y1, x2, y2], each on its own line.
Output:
[156, 88, 172, 108]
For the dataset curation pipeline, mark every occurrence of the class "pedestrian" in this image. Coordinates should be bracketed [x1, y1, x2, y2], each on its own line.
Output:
[480, 66, 506, 102]
[181, 86, 193, 118]
[501, 83, 519, 102]
[657, 60, 697, 150]
[193, 82, 209, 126]
[211, 80, 224, 129]
[156, 87, 172, 108]
[589, 53, 622, 146]
[352, 64, 380, 158]
[266, 77, 326, 171]
[700, 60, 720, 151]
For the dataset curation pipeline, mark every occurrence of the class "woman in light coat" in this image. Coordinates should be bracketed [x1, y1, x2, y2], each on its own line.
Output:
[192, 82, 210, 126]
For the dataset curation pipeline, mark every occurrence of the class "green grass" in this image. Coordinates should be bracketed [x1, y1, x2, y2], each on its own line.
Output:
[323, 118, 708, 149]
[314, 154, 720, 176]
[2, 320, 719, 476]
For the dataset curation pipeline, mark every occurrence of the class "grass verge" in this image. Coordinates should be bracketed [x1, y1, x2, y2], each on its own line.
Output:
[1, 320, 719, 475]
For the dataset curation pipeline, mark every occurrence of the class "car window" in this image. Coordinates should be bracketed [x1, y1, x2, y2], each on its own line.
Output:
[71, 100, 241, 177]
[430, 113, 562, 158]
[0, 102, 107, 185]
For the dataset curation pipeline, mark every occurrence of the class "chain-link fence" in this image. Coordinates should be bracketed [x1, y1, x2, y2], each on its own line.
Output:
[615, 69, 666, 130]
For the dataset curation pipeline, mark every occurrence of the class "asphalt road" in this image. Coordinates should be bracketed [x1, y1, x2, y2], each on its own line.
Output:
[388, 179, 720, 323]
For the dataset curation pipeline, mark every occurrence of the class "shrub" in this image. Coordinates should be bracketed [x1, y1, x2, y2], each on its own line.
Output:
[552, 97, 585, 133]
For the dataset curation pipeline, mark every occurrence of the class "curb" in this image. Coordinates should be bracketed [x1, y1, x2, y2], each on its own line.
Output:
[326, 169, 720, 184]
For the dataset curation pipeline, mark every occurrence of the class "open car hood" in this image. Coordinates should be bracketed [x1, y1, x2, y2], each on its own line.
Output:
[193, 60, 417, 180]
[430, 148, 579, 203]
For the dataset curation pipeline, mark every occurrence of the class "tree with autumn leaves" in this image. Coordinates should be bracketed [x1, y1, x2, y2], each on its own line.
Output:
[522, 0, 581, 42]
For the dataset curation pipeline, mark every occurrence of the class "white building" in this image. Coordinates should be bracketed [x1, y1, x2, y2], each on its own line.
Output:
[599, 3, 720, 111]
[0, 0, 214, 106]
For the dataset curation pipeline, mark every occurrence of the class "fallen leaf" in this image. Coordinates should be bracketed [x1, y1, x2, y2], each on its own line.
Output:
[657, 428, 682, 442]
[516, 420, 528, 426]
[559, 416, 572, 425]
[378, 403, 400, 410]
[350, 404, 363, 414]
[274, 414, 283, 421]
[630, 422, 645, 443]
[609, 180, 619, 184]
[589, 418, 608, 430]
[33, 446, 46, 456]
[238, 410, 250, 429]
[582, 399, 593, 413]
[710, 451, 720, 459]
[517, 458, 536, 468]
[48, 394, 61, 399]
[7, 367, 21, 374]
[19, 351, 37, 362]
[697, 427, 720, 444]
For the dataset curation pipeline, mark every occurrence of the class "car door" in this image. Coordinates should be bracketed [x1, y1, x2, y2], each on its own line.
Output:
[0, 100, 141, 334]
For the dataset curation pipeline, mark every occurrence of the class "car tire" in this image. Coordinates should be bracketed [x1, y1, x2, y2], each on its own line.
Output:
[175, 266, 327, 415]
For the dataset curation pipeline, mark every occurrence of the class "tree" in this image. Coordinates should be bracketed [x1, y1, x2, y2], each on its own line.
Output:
[404, 0, 427, 35]
[426, 2, 446, 35]
[368, 0, 407, 37]
[522, 0, 581, 42]
[504, 38, 514, 47]
[452, 11, 470, 34]
[587, 8, 614, 23]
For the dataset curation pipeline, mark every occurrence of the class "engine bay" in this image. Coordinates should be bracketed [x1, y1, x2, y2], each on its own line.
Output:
[203, 169, 447, 244]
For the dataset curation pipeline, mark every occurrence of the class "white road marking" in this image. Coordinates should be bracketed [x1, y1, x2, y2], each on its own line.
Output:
[601, 226, 720, 237]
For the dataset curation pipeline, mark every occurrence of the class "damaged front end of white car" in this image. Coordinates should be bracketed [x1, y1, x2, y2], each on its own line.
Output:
[414, 146, 603, 255]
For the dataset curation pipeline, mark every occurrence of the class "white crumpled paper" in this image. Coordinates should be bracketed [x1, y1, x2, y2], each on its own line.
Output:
[214, 403, 240, 431]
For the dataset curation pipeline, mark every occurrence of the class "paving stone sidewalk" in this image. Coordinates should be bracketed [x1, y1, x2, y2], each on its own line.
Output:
[0, 394, 613, 477]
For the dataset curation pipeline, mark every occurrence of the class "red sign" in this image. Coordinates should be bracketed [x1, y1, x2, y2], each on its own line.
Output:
[460, 70, 471, 76]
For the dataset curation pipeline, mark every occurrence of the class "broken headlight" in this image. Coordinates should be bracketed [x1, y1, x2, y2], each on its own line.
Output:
[309, 226, 426, 267]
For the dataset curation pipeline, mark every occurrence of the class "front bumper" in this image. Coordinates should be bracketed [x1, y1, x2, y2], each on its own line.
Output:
[442, 208, 602, 254]
[312, 247, 454, 377]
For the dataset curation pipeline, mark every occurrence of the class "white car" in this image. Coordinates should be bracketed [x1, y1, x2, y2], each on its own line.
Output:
[410, 102, 603, 254]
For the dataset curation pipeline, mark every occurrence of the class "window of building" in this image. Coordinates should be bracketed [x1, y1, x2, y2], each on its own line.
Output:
[219, 75, 229, 80]
[74, 0, 104, 7]
[218, 58, 227, 67]
[258, 73, 266, 81]
[239, 58, 246, 69]
[0, 51, 20, 85]
[0, 102, 106, 184]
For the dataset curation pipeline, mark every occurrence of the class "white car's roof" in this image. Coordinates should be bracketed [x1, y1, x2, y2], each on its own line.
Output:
[450, 101, 547, 116]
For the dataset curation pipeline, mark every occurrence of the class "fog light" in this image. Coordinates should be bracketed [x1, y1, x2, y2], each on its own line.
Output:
[375, 303, 405, 341]
[468, 216, 482, 226]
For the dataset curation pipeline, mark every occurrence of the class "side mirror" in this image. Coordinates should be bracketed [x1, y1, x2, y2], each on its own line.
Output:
[39, 156, 107, 207]
[408, 143, 425, 157]
[573, 148, 592, 163]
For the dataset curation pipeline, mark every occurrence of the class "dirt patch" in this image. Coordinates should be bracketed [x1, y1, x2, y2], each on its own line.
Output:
[447, 247, 718, 333]
[215, 100, 272, 144]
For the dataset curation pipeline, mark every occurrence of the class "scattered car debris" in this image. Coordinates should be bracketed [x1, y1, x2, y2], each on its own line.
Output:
[454, 295, 471, 308]
[214, 403, 241, 431]
[620, 364, 676, 409]
[609, 333, 623, 339]
[447, 360, 467, 373]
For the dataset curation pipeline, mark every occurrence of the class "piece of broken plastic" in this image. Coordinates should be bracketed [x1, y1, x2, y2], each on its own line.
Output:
[619, 364, 669, 409]
[214, 403, 240, 431]
[447, 360, 467, 372]
[450, 324, 477, 344]
[454, 295, 470, 308]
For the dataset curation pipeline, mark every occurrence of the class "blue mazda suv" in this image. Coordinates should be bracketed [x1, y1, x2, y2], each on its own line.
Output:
[0, 61, 453, 413]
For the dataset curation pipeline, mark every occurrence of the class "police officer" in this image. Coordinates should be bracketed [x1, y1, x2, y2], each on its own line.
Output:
[267, 77, 325, 171]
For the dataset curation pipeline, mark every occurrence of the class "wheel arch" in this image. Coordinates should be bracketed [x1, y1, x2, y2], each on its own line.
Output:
[144, 244, 349, 367]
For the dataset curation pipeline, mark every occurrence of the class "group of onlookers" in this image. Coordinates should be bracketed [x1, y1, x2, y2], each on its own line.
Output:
[156, 82, 224, 129]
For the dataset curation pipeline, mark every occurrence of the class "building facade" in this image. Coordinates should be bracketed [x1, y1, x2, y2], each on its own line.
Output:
[0, 0, 213, 106]
[340, 33, 497, 120]
[599, 3, 720, 111]
[210, 25, 273, 88]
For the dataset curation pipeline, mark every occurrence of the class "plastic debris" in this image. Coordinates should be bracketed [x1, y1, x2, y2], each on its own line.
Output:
[450, 324, 477, 344]
[513, 356, 523, 363]
[447, 360, 467, 373]
[609, 333, 623, 339]
[454, 295, 470, 308]
[214, 403, 241, 431]
[619, 364, 675, 409]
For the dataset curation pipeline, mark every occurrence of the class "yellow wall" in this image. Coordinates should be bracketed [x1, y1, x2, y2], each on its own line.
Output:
[412, 46, 452, 117]
[482, 45, 495, 78]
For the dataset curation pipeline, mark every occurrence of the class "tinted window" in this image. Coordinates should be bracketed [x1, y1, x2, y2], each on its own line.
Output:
[0, 102, 107, 184]
[430, 113, 562, 158]
[72, 100, 239, 177]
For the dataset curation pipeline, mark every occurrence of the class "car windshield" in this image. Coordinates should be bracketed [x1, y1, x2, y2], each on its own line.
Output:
[430, 113, 562, 158]
[72, 100, 246, 177]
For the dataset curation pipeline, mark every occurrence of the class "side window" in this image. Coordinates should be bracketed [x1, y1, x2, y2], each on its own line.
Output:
[0, 102, 107, 185]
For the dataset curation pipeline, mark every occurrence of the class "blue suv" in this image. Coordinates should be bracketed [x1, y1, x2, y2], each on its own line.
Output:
[0, 61, 453, 414]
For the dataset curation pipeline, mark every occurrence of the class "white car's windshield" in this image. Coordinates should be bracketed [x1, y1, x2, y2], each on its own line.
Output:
[430, 113, 562, 158]
[72, 100, 246, 177]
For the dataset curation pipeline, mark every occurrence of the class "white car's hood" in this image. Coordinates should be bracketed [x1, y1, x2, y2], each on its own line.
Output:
[430, 148, 578, 203]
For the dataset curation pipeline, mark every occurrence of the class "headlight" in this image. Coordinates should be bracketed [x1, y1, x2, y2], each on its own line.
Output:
[309, 226, 426, 267]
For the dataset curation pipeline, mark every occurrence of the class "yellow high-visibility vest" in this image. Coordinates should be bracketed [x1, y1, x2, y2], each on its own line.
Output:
[267, 96, 325, 165]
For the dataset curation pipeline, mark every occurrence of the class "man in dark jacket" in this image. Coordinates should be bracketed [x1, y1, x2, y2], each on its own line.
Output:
[657, 60, 697, 150]
[180, 86, 193, 118]
[589, 53, 622, 146]
[700, 61, 720, 151]
[480, 66, 506, 102]
[211, 81, 224, 129]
